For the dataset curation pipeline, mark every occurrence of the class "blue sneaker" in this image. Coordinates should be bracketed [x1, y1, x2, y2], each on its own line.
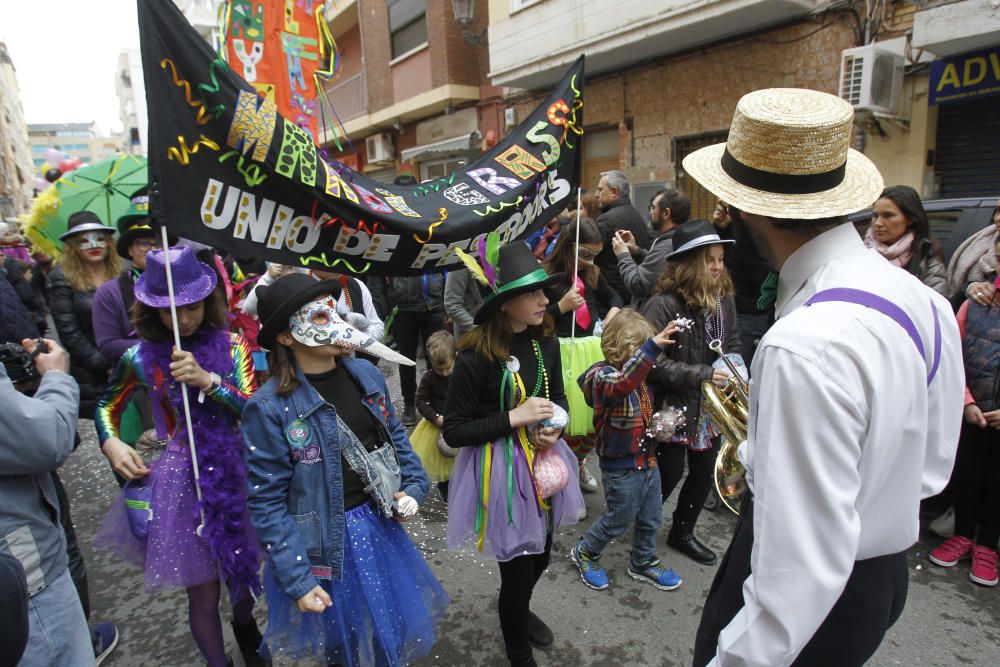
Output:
[571, 543, 609, 590]
[92, 622, 120, 666]
[628, 559, 682, 591]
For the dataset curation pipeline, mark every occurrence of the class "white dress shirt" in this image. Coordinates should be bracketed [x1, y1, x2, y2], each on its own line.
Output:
[711, 222, 964, 666]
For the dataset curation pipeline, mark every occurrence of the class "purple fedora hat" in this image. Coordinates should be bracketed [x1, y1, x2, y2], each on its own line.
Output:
[134, 246, 218, 308]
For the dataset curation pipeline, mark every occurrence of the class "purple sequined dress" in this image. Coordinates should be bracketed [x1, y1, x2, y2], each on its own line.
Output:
[94, 331, 261, 595]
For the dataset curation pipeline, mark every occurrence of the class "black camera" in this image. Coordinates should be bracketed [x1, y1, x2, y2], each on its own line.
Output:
[0, 339, 46, 385]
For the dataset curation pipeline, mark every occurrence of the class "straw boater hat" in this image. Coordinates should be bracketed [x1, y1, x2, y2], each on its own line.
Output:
[682, 88, 884, 220]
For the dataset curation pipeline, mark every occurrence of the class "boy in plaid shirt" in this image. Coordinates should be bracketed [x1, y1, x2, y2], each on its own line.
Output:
[571, 309, 682, 591]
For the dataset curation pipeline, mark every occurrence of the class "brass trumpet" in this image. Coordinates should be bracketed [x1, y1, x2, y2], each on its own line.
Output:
[701, 340, 748, 514]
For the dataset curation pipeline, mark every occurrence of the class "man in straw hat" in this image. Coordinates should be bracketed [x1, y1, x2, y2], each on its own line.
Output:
[686, 88, 964, 666]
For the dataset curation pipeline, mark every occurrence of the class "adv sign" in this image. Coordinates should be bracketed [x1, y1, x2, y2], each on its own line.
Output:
[929, 46, 1000, 105]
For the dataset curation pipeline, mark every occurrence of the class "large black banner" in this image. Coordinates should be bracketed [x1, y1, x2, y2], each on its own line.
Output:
[138, 0, 583, 276]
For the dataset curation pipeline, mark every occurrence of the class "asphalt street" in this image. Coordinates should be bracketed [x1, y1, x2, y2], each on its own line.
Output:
[62, 366, 1000, 667]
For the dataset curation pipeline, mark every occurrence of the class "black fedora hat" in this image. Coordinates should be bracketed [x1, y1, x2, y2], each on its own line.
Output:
[664, 219, 734, 260]
[257, 273, 342, 350]
[59, 210, 116, 241]
[473, 242, 564, 325]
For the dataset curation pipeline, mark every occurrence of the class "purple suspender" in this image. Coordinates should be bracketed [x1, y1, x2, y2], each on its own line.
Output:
[804, 288, 943, 386]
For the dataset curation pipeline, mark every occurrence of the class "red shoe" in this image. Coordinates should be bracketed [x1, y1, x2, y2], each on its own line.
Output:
[929, 535, 973, 567]
[969, 546, 999, 587]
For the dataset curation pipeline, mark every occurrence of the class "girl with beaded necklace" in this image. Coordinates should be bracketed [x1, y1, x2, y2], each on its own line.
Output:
[640, 219, 742, 567]
[444, 239, 585, 667]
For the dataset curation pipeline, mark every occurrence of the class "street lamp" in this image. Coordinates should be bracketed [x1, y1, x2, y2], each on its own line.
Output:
[451, 0, 487, 46]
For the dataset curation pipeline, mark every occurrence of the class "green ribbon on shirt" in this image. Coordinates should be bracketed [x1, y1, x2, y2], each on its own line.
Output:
[757, 271, 779, 311]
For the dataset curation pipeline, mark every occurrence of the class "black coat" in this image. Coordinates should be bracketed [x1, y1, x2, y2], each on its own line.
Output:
[640, 291, 741, 437]
[594, 197, 650, 303]
[545, 270, 624, 337]
[46, 267, 110, 414]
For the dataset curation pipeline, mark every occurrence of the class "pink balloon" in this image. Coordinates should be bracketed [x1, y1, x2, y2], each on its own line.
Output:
[32, 177, 49, 190]
[44, 148, 65, 165]
[58, 159, 76, 173]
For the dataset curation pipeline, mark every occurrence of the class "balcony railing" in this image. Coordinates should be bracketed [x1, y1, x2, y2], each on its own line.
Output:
[319, 72, 367, 128]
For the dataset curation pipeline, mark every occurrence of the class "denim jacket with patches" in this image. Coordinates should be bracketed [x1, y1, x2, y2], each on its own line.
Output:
[241, 358, 429, 600]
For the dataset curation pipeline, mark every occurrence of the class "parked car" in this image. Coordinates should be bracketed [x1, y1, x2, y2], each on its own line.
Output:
[851, 196, 998, 264]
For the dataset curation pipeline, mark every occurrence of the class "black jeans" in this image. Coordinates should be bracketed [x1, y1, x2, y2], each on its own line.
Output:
[693, 496, 908, 667]
[657, 440, 717, 535]
[497, 532, 552, 665]
[394, 309, 446, 405]
[953, 421, 1000, 547]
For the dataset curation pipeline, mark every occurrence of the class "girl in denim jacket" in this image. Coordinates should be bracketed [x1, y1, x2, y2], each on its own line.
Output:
[242, 274, 448, 666]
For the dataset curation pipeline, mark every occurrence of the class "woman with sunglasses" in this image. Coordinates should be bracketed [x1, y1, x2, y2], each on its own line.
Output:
[47, 211, 121, 416]
[543, 217, 624, 496]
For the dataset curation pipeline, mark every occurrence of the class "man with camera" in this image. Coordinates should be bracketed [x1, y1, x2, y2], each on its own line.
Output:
[1, 335, 96, 666]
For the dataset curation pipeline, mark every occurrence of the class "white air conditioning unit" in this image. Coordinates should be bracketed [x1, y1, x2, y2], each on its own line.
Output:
[365, 132, 394, 163]
[839, 45, 904, 116]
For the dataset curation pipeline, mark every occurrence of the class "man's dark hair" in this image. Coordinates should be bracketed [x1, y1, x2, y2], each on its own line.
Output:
[729, 205, 849, 238]
[658, 189, 691, 225]
[649, 188, 668, 212]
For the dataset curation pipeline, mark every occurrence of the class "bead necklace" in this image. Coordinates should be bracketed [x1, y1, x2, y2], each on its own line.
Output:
[704, 293, 725, 348]
[502, 339, 550, 407]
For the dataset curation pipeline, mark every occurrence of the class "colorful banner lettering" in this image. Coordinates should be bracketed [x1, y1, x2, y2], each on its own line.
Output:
[138, 0, 584, 276]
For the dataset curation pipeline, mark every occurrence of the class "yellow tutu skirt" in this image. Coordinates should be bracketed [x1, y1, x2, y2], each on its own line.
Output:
[558, 335, 605, 437]
[410, 418, 455, 483]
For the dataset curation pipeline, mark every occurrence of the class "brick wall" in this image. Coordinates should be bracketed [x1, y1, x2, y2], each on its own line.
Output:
[510, 15, 858, 185]
[428, 0, 489, 89]
[358, 0, 393, 112]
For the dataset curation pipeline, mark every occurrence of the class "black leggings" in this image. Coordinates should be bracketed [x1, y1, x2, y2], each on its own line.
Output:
[953, 421, 1000, 547]
[393, 309, 446, 405]
[497, 532, 552, 665]
[657, 441, 717, 535]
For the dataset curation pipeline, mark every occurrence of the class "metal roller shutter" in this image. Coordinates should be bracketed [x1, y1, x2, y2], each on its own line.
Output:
[935, 96, 1000, 198]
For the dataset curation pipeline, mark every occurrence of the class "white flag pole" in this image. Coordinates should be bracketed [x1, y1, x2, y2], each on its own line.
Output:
[568, 187, 583, 380]
[160, 226, 207, 536]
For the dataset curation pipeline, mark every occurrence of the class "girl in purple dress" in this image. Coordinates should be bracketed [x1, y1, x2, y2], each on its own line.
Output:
[444, 240, 585, 667]
[94, 247, 264, 667]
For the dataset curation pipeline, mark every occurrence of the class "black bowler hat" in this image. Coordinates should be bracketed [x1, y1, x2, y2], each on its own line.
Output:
[472, 241, 564, 325]
[256, 273, 342, 350]
[664, 219, 734, 260]
[59, 211, 115, 241]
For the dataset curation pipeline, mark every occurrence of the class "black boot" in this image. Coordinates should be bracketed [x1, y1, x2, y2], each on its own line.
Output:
[526, 610, 554, 651]
[232, 620, 270, 667]
[667, 530, 718, 565]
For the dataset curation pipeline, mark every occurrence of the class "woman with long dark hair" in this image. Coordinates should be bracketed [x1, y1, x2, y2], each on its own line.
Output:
[543, 217, 623, 495]
[866, 185, 948, 296]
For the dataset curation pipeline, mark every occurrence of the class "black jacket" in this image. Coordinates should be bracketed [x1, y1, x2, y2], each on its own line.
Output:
[46, 267, 110, 414]
[718, 219, 773, 315]
[387, 274, 444, 312]
[545, 271, 624, 337]
[640, 291, 741, 437]
[594, 197, 650, 303]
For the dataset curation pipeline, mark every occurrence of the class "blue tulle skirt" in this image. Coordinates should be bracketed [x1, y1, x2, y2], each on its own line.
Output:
[262, 501, 449, 666]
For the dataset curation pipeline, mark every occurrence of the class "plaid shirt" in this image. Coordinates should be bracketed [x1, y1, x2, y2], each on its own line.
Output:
[578, 338, 662, 470]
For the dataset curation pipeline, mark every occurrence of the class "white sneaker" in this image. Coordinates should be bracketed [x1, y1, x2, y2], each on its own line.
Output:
[929, 507, 955, 538]
[577, 504, 588, 521]
[579, 462, 599, 493]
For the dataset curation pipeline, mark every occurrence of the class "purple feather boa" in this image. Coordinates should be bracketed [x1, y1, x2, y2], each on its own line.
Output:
[140, 328, 261, 601]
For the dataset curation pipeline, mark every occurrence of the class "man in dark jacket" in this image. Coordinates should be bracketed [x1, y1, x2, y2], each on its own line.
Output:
[612, 188, 691, 305]
[593, 171, 650, 303]
[387, 274, 447, 425]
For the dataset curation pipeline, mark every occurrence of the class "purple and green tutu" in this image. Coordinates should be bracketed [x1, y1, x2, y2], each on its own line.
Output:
[447, 437, 585, 562]
[262, 501, 449, 666]
[94, 443, 257, 591]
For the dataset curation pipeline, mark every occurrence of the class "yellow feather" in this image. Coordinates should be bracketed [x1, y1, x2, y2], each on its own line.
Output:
[452, 247, 490, 287]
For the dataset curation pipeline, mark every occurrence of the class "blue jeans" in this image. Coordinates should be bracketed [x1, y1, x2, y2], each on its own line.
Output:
[580, 466, 662, 567]
[18, 567, 94, 667]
